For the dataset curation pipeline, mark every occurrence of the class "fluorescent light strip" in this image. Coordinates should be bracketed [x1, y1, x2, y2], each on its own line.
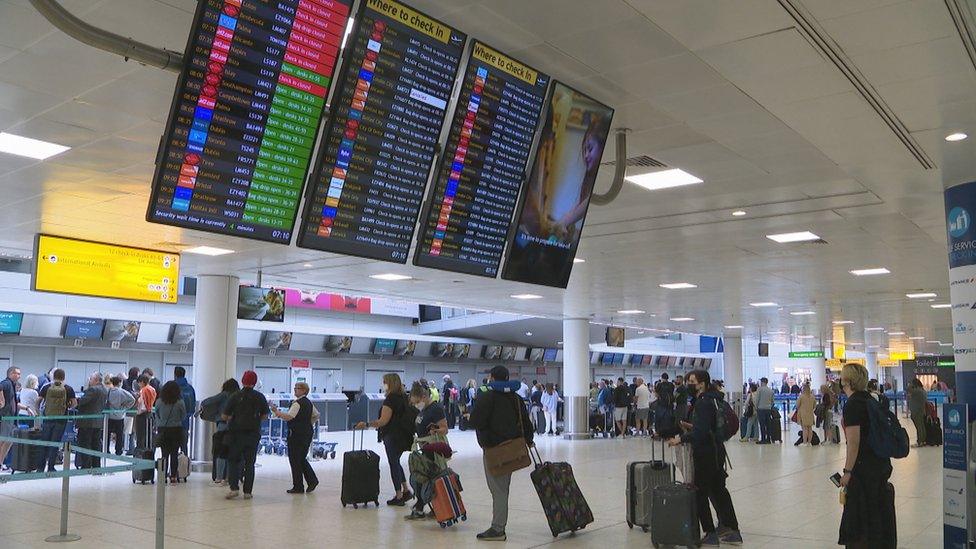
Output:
[945, 132, 968, 142]
[796, 335, 815, 339]
[766, 231, 820, 243]
[833, 320, 854, 325]
[931, 303, 952, 309]
[724, 325, 743, 329]
[906, 292, 937, 299]
[750, 302, 778, 307]
[850, 267, 890, 276]
[865, 327, 885, 331]
[790, 311, 815, 316]
[573, 258, 585, 263]
[888, 331, 905, 336]
[0, 132, 70, 160]
[731, 210, 747, 217]
[617, 309, 645, 315]
[369, 273, 412, 281]
[660, 282, 697, 289]
[183, 245, 234, 256]
[908, 336, 925, 340]
[626, 168, 702, 191]
[511, 294, 543, 300]
[670, 317, 694, 322]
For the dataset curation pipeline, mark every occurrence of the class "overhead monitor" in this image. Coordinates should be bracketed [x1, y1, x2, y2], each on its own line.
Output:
[612, 353, 624, 364]
[103, 320, 141, 342]
[500, 346, 517, 361]
[642, 355, 653, 366]
[629, 354, 643, 365]
[171, 324, 195, 345]
[606, 327, 625, 348]
[543, 348, 558, 362]
[501, 82, 614, 287]
[262, 331, 292, 350]
[452, 344, 471, 359]
[146, 0, 352, 243]
[0, 312, 23, 335]
[413, 40, 549, 277]
[528, 348, 545, 362]
[237, 286, 285, 322]
[432, 343, 454, 358]
[298, 0, 466, 262]
[703, 358, 713, 369]
[395, 340, 416, 356]
[33, 235, 179, 303]
[667, 356, 678, 367]
[63, 317, 105, 340]
[325, 335, 352, 352]
[482, 345, 502, 360]
[373, 338, 396, 355]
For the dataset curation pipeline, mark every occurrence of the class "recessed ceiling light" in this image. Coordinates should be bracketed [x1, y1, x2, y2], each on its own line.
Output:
[790, 311, 815, 316]
[637, 330, 645, 335]
[926, 340, 941, 344]
[908, 336, 925, 340]
[941, 342, 953, 346]
[556, 341, 563, 345]
[768, 330, 785, 335]
[183, 245, 234, 256]
[847, 341, 862, 345]
[796, 335, 815, 339]
[868, 345, 880, 349]
[724, 325, 743, 329]
[865, 327, 885, 331]
[670, 317, 694, 322]
[0, 132, 70, 160]
[850, 267, 890, 276]
[931, 303, 952, 309]
[525, 331, 533, 336]
[369, 273, 412, 281]
[731, 210, 747, 217]
[660, 282, 697, 290]
[945, 132, 968, 142]
[750, 302, 779, 307]
[832, 321, 854, 325]
[573, 257, 585, 263]
[511, 294, 543, 300]
[617, 309, 645, 314]
[766, 231, 820, 243]
[888, 331, 905, 336]
[906, 292, 937, 299]
[302, 263, 312, 268]
[626, 168, 703, 191]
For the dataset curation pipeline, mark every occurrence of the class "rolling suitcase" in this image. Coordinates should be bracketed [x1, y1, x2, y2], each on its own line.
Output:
[132, 448, 156, 484]
[430, 469, 466, 527]
[925, 416, 943, 446]
[11, 427, 42, 472]
[651, 481, 699, 548]
[529, 446, 594, 537]
[341, 428, 380, 508]
[627, 438, 673, 531]
[768, 412, 782, 443]
[535, 407, 546, 435]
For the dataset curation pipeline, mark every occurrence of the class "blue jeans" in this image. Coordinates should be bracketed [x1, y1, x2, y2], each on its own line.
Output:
[39, 420, 67, 471]
[745, 416, 758, 439]
[757, 409, 771, 442]
[383, 435, 406, 492]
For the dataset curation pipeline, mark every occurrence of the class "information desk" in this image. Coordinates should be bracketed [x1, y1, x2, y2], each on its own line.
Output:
[148, 0, 351, 244]
[347, 392, 385, 430]
[414, 40, 548, 277]
[298, 0, 466, 262]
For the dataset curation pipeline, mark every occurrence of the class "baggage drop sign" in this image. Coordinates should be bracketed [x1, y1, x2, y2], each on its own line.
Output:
[942, 403, 968, 548]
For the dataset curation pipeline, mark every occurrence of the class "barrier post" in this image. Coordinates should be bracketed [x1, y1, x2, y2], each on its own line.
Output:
[101, 414, 109, 470]
[45, 441, 80, 543]
[155, 458, 165, 549]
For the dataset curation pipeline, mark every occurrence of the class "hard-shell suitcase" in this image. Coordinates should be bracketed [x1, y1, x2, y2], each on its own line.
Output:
[739, 415, 749, 439]
[431, 469, 466, 527]
[925, 416, 943, 446]
[651, 481, 699, 548]
[535, 408, 546, 435]
[176, 453, 190, 481]
[768, 412, 782, 443]
[627, 438, 673, 532]
[11, 427, 42, 472]
[529, 447, 594, 537]
[132, 448, 156, 484]
[341, 428, 380, 508]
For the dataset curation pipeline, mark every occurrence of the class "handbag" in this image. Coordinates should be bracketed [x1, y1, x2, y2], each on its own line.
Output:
[484, 396, 531, 477]
[743, 400, 754, 418]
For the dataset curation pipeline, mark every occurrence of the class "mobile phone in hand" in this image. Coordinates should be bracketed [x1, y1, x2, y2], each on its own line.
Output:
[829, 472, 842, 487]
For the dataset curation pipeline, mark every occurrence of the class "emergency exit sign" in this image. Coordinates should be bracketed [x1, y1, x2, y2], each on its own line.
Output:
[789, 351, 824, 358]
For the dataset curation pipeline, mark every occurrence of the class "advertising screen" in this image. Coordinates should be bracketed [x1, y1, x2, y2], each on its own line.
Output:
[103, 320, 141, 342]
[482, 345, 502, 360]
[262, 331, 292, 350]
[298, 0, 465, 262]
[414, 40, 548, 276]
[452, 344, 470, 359]
[0, 312, 23, 335]
[527, 348, 545, 362]
[432, 343, 454, 358]
[171, 324, 195, 345]
[147, 0, 351, 244]
[33, 235, 179, 303]
[606, 326, 625, 347]
[543, 348, 558, 362]
[502, 82, 614, 287]
[64, 317, 105, 340]
[325, 335, 352, 352]
[500, 346, 517, 361]
[395, 340, 416, 356]
[237, 286, 285, 321]
[373, 338, 396, 355]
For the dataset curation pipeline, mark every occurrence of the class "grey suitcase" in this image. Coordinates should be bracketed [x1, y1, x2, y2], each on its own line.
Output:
[627, 439, 674, 531]
[651, 481, 699, 548]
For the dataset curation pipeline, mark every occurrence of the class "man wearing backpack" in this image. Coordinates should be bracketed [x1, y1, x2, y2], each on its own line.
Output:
[37, 369, 77, 472]
[222, 370, 270, 500]
[669, 369, 742, 546]
[173, 367, 196, 454]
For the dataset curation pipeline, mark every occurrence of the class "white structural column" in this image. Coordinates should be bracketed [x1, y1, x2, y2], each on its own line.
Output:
[722, 332, 744, 409]
[191, 274, 240, 464]
[811, 359, 827, 391]
[562, 318, 591, 440]
[865, 348, 879, 381]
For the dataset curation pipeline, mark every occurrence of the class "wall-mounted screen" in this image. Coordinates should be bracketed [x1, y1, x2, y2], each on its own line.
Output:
[527, 348, 545, 362]
[629, 354, 643, 365]
[693, 357, 704, 368]
[413, 40, 548, 276]
[703, 358, 712, 369]
[298, 0, 466, 262]
[432, 343, 454, 358]
[606, 326, 624, 348]
[262, 331, 292, 350]
[667, 356, 678, 367]
[502, 82, 614, 287]
[500, 346, 517, 361]
[483, 345, 502, 360]
[612, 353, 624, 364]
[33, 235, 179, 303]
[452, 344, 471, 359]
[543, 348, 558, 362]
[600, 353, 613, 364]
[146, 0, 351, 244]
[63, 317, 105, 340]
[395, 340, 416, 356]
[0, 312, 23, 335]
[238, 286, 285, 322]
[103, 320, 141, 342]
[325, 335, 352, 353]
[642, 355, 653, 366]
[373, 338, 396, 355]
[171, 324, 195, 345]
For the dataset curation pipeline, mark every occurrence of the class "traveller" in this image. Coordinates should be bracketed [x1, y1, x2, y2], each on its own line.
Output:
[0, 366, 27, 466]
[907, 379, 927, 448]
[134, 374, 157, 449]
[674, 375, 689, 421]
[38, 367, 55, 391]
[657, 373, 675, 404]
[154, 381, 187, 483]
[20, 374, 40, 417]
[755, 378, 774, 444]
[142, 368, 161, 394]
[634, 378, 652, 437]
[442, 375, 457, 428]
[173, 367, 196, 454]
[820, 383, 836, 443]
[838, 363, 895, 548]
[465, 379, 478, 406]
[668, 369, 743, 546]
[37, 369, 77, 472]
[223, 370, 270, 500]
[529, 383, 543, 431]
[790, 382, 801, 395]
[75, 372, 108, 469]
[742, 383, 759, 442]
[271, 381, 319, 494]
[612, 377, 631, 438]
[405, 381, 448, 520]
[355, 373, 415, 506]
[105, 375, 135, 455]
[796, 383, 816, 445]
[516, 378, 530, 401]
[200, 378, 239, 485]
[468, 366, 534, 541]
[124, 367, 140, 395]
[541, 383, 559, 435]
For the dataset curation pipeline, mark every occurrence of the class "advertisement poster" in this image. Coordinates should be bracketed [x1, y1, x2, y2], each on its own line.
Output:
[943, 403, 968, 548]
[282, 288, 419, 318]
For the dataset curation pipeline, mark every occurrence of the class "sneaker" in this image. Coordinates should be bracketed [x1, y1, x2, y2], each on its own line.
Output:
[225, 490, 240, 500]
[700, 531, 721, 546]
[286, 488, 304, 494]
[405, 510, 427, 521]
[402, 490, 414, 502]
[387, 496, 406, 506]
[720, 529, 744, 545]
[306, 481, 318, 493]
[243, 493, 253, 500]
[476, 528, 506, 541]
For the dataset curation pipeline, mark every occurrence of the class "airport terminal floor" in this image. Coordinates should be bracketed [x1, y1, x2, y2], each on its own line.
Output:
[0, 423, 942, 549]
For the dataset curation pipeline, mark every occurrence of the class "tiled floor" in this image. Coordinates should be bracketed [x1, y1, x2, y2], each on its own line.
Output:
[0, 422, 942, 548]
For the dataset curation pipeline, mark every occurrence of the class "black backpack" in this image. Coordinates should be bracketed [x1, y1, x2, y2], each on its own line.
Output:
[865, 394, 909, 459]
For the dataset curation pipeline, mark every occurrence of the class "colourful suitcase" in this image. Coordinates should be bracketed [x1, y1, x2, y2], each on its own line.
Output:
[430, 469, 466, 527]
[529, 447, 594, 537]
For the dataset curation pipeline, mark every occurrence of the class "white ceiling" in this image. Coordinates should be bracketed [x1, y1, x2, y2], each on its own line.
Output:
[0, 0, 975, 351]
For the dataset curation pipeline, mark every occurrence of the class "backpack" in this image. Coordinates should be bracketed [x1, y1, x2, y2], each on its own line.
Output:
[396, 402, 420, 447]
[713, 397, 739, 442]
[199, 395, 223, 422]
[45, 383, 68, 416]
[865, 395, 910, 459]
[654, 402, 678, 437]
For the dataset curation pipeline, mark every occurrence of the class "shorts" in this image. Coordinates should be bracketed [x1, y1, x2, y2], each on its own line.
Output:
[614, 407, 629, 422]
[0, 420, 12, 436]
[635, 408, 650, 422]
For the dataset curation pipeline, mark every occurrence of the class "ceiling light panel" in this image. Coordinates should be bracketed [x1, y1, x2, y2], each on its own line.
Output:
[183, 245, 234, 256]
[750, 302, 778, 307]
[369, 273, 412, 281]
[850, 267, 890, 276]
[660, 282, 697, 289]
[626, 168, 702, 191]
[766, 231, 821, 243]
[0, 132, 70, 159]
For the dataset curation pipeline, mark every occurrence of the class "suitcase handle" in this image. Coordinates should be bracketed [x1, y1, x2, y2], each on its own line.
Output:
[352, 425, 365, 451]
[529, 444, 543, 467]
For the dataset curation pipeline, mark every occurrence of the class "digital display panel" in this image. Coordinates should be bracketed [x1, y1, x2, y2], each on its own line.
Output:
[502, 82, 614, 287]
[373, 338, 396, 355]
[104, 320, 141, 342]
[527, 348, 544, 362]
[543, 348, 558, 362]
[432, 343, 453, 357]
[238, 287, 285, 321]
[482, 345, 501, 360]
[147, 0, 351, 243]
[414, 41, 548, 276]
[452, 344, 470, 359]
[263, 331, 292, 350]
[606, 326, 625, 347]
[395, 340, 416, 356]
[64, 317, 105, 340]
[0, 312, 23, 335]
[171, 324, 195, 345]
[325, 335, 352, 352]
[298, 0, 465, 262]
[33, 235, 179, 303]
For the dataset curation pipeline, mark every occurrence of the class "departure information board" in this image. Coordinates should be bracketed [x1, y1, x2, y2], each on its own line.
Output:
[147, 0, 351, 244]
[298, 0, 465, 262]
[414, 41, 548, 277]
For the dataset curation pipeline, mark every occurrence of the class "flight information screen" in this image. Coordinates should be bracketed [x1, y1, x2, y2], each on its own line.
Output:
[297, 0, 465, 262]
[414, 41, 548, 277]
[147, 0, 351, 244]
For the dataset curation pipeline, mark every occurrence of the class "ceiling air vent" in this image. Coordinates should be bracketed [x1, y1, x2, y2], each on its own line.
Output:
[602, 155, 667, 168]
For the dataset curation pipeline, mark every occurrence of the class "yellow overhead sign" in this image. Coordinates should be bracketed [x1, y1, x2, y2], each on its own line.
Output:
[32, 235, 179, 304]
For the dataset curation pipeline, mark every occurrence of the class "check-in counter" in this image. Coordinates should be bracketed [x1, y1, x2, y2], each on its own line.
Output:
[348, 392, 384, 430]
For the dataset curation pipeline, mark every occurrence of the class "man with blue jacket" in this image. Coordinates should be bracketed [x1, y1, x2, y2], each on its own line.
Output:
[174, 367, 196, 455]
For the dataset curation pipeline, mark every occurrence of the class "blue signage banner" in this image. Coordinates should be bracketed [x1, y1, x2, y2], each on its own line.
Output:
[943, 403, 968, 548]
[945, 181, 976, 269]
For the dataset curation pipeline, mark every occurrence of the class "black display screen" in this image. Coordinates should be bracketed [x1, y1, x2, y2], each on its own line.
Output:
[147, 0, 351, 244]
[502, 82, 613, 287]
[297, 0, 465, 262]
[413, 41, 548, 277]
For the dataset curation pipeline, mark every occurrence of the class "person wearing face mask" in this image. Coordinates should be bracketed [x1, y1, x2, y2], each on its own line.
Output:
[405, 382, 448, 520]
[669, 369, 742, 547]
[271, 382, 319, 494]
[356, 373, 416, 506]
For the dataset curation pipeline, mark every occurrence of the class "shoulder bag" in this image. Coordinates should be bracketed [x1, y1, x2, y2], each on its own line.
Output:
[484, 395, 531, 477]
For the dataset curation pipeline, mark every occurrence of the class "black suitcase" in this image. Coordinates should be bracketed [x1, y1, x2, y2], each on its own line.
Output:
[132, 448, 156, 484]
[925, 417, 943, 446]
[651, 481, 699, 548]
[11, 427, 42, 472]
[341, 429, 380, 508]
[535, 408, 546, 435]
[768, 413, 782, 443]
[458, 414, 469, 431]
